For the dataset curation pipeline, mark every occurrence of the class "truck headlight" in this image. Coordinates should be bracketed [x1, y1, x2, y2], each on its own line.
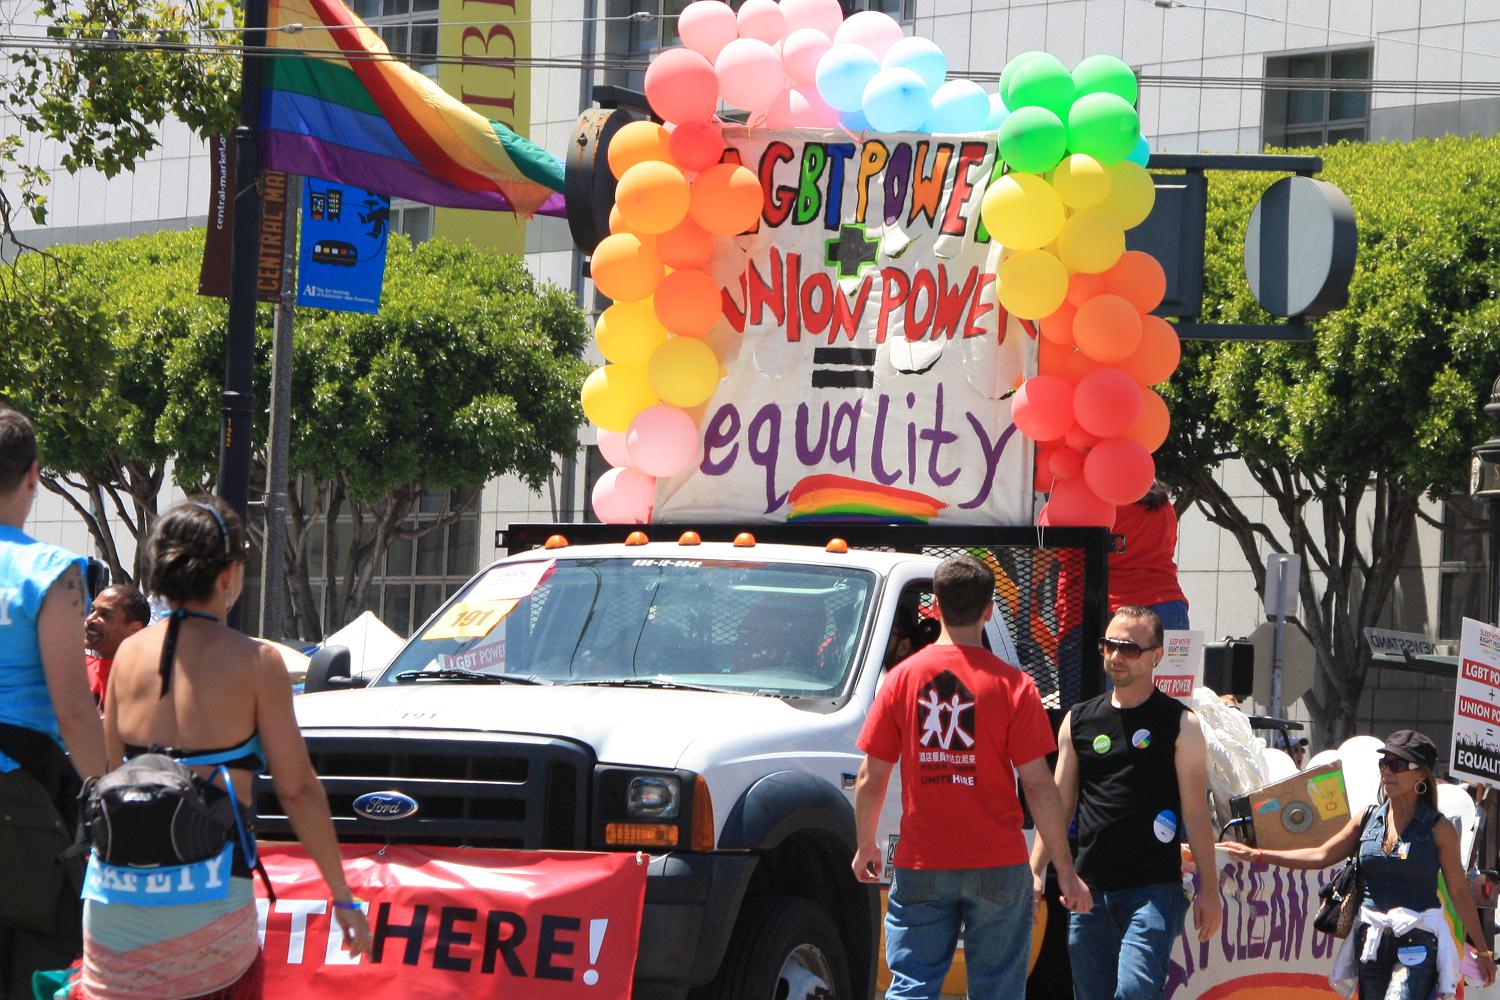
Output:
[627, 775, 681, 819]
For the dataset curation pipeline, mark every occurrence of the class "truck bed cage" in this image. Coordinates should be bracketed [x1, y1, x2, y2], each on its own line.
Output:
[500, 522, 1110, 707]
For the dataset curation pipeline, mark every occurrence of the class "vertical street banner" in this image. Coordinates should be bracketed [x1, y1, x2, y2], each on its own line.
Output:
[198, 134, 291, 301]
[1154, 630, 1204, 704]
[257, 844, 647, 998]
[653, 128, 1035, 526]
[296, 177, 392, 314]
[1451, 617, 1500, 788]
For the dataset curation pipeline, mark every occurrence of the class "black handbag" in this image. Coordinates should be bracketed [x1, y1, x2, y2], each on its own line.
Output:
[1314, 805, 1376, 938]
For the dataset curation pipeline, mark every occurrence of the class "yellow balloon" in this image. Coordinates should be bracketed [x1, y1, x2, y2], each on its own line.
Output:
[980, 173, 1064, 251]
[581, 363, 658, 432]
[1056, 209, 1125, 274]
[997, 249, 1069, 320]
[596, 300, 669, 366]
[1052, 154, 1112, 210]
[1099, 161, 1156, 229]
[647, 337, 721, 408]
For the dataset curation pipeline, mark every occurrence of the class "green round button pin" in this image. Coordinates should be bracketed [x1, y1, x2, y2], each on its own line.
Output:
[1092, 734, 1112, 754]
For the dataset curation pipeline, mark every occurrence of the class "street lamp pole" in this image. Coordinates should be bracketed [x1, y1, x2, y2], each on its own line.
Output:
[218, 0, 270, 631]
[1470, 375, 1500, 626]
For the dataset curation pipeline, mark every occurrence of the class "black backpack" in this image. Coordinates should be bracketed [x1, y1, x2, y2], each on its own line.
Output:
[84, 754, 235, 867]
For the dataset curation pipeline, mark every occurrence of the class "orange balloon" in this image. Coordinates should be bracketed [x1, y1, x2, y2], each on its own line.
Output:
[616, 161, 691, 235]
[1061, 347, 1103, 385]
[1040, 301, 1076, 347]
[1037, 336, 1072, 378]
[1102, 250, 1167, 313]
[689, 164, 764, 236]
[653, 269, 723, 337]
[1073, 294, 1143, 364]
[608, 120, 676, 179]
[590, 233, 664, 302]
[1124, 387, 1171, 452]
[1066, 272, 1105, 308]
[608, 205, 657, 248]
[656, 219, 716, 270]
[1118, 315, 1182, 385]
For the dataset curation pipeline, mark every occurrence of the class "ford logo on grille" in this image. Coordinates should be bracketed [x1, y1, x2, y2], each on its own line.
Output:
[352, 790, 419, 821]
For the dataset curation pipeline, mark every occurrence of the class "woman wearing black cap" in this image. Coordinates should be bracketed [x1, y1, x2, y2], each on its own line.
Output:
[1220, 730, 1496, 998]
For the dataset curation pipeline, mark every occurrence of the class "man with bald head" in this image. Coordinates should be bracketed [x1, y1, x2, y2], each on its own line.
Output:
[84, 583, 148, 708]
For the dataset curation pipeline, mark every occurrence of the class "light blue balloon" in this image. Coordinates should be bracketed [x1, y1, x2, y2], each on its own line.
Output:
[984, 93, 1010, 132]
[840, 108, 872, 131]
[925, 79, 990, 134]
[816, 44, 881, 113]
[1126, 134, 1151, 166]
[882, 36, 947, 94]
[862, 67, 932, 133]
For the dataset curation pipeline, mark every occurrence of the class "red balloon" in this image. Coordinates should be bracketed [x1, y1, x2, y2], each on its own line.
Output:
[1073, 294, 1143, 364]
[1040, 476, 1116, 528]
[1073, 368, 1141, 438]
[1040, 302, 1076, 347]
[1083, 437, 1156, 506]
[1102, 250, 1167, 313]
[1011, 375, 1075, 442]
[1118, 315, 1182, 386]
[644, 49, 719, 124]
[1049, 446, 1085, 480]
[669, 120, 726, 171]
[1065, 425, 1099, 451]
[1034, 443, 1058, 492]
[1123, 388, 1170, 452]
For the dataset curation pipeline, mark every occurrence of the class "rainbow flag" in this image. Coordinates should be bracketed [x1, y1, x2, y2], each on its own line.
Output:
[263, 0, 565, 217]
[786, 474, 948, 524]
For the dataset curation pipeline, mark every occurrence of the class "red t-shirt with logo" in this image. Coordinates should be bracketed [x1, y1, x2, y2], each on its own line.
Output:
[857, 643, 1055, 870]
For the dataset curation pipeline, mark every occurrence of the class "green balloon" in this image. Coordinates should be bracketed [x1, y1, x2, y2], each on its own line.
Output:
[1003, 52, 1075, 120]
[1072, 54, 1139, 105]
[998, 106, 1068, 174]
[998, 52, 1048, 110]
[1066, 93, 1141, 165]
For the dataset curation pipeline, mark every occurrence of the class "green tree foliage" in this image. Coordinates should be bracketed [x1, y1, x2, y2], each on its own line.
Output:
[1157, 136, 1500, 738]
[1, 0, 239, 239]
[0, 229, 588, 637]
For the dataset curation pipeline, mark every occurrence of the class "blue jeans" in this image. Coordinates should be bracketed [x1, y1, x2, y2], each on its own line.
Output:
[1067, 882, 1189, 1000]
[1356, 925, 1439, 1000]
[884, 864, 1032, 1000]
[1148, 601, 1190, 631]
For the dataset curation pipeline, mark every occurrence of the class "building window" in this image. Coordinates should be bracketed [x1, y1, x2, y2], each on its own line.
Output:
[846, 0, 914, 22]
[1439, 496, 1489, 642]
[353, 0, 439, 79]
[1263, 48, 1371, 148]
[392, 202, 433, 244]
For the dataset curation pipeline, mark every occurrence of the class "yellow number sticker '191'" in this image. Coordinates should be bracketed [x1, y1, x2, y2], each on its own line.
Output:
[423, 599, 519, 640]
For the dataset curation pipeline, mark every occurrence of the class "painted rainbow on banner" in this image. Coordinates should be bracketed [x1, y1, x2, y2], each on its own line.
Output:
[786, 474, 948, 524]
[263, 0, 565, 217]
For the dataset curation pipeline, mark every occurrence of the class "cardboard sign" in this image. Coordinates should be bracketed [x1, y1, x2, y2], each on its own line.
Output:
[654, 129, 1033, 526]
[1154, 630, 1204, 703]
[297, 177, 391, 314]
[257, 844, 647, 998]
[468, 559, 556, 603]
[1451, 617, 1500, 788]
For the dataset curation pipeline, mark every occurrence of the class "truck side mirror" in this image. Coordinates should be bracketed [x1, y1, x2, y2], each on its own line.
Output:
[304, 645, 365, 692]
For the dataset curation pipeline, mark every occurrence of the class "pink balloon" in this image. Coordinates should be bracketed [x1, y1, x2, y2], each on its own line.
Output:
[716, 38, 785, 112]
[789, 86, 839, 126]
[1049, 446, 1085, 481]
[1039, 476, 1116, 528]
[645, 48, 719, 124]
[1010, 375, 1074, 442]
[834, 10, 904, 60]
[780, 0, 843, 38]
[736, 0, 786, 44]
[592, 467, 656, 524]
[782, 27, 832, 85]
[626, 404, 702, 478]
[1083, 437, 1156, 506]
[1073, 368, 1141, 439]
[597, 428, 633, 469]
[677, 0, 738, 62]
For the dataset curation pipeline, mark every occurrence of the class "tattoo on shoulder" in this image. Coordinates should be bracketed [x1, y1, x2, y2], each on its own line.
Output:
[57, 568, 84, 609]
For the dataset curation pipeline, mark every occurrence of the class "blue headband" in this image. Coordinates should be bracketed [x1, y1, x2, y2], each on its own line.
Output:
[189, 502, 230, 556]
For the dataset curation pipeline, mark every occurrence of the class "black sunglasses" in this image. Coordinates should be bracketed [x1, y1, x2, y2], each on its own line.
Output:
[1098, 637, 1160, 659]
[1377, 756, 1419, 772]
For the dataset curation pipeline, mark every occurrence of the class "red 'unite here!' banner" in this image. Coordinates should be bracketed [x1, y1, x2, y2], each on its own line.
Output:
[255, 844, 648, 999]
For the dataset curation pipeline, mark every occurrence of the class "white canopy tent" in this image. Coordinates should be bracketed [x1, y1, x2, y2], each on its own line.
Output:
[320, 610, 406, 680]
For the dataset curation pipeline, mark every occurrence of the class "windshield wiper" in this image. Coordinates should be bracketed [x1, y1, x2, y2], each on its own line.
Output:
[394, 669, 550, 685]
[567, 677, 728, 693]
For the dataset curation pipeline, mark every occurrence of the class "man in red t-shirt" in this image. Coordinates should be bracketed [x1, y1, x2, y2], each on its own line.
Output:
[852, 554, 1090, 999]
[83, 584, 148, 709]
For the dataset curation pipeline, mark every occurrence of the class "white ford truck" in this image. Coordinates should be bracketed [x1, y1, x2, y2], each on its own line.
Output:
[264, 522, 1109, 999]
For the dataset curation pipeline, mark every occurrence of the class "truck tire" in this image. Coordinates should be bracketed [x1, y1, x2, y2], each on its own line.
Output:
[706, 895, 851, 1000]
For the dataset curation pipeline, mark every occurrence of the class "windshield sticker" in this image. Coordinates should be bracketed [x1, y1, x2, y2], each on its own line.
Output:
[439, 634, 506, 673]
[467, 559, 556, 603]
[631, 559, 703, 568]
[423, 598, 519, 640]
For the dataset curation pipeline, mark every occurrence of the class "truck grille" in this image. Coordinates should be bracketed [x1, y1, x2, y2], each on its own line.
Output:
[254, 730, 591, 849]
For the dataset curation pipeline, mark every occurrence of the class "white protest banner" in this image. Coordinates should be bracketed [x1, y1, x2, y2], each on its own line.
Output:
[1452, 617, 1500, 789]
[1155, 630, 1204, 704]
[655, 128, 1034, 526]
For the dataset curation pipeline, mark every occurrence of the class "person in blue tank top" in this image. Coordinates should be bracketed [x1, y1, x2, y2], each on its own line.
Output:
[0, 407, 108, 999]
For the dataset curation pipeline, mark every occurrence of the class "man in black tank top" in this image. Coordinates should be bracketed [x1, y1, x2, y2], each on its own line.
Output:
[1030, 606, 1222, 999]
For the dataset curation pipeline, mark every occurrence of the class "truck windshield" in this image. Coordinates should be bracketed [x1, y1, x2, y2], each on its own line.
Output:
[376, 557, 877, 697]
